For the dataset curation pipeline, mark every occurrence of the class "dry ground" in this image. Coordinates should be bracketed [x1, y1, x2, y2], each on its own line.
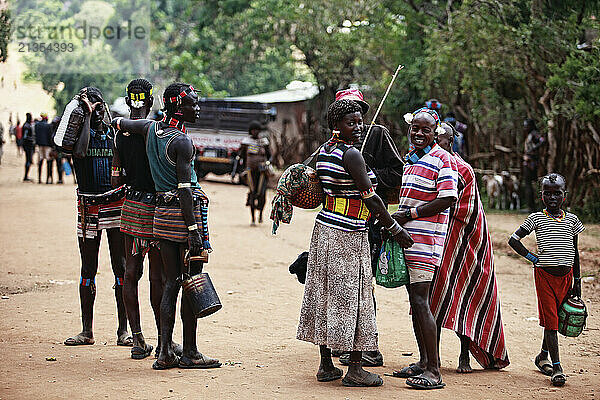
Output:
[0, 148, 599, 400]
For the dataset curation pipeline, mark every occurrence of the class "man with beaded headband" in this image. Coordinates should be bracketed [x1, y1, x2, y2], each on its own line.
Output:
[60, 87, 131, 347]
[112, 83, 220, 370]
[391, 107, 458, 389]
[112, 79, 182, 359]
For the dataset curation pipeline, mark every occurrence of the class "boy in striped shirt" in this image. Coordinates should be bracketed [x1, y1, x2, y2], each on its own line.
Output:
[508, 173, 584, 387]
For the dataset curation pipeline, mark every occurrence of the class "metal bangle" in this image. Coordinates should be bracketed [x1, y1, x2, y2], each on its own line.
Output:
[187, 224, 198, 231]
[386, 221, 402, 236]
[411, 207, 419, 219]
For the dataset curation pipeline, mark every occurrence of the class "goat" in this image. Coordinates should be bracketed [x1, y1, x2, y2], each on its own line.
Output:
[482, 174, 503, 209]
[501, 171, 520, 210]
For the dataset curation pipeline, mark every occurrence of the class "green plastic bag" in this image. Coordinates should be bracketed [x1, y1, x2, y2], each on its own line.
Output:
[375, 238, 409, 288]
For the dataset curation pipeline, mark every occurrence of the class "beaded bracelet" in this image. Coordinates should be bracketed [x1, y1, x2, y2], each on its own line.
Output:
[360, 187, 375, 199]
[525, 252, 538, 264]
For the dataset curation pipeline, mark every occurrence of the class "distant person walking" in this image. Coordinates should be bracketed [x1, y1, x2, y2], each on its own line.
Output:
[35, 113, 54, 184]
[0, 122, 4, 165]
[240, 120, 271, 225]
[15, 119, 23, 156]
[51, 116, 75, 184]
[22, 113, 35, 182]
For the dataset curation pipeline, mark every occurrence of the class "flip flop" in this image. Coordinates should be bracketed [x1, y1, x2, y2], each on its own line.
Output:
[341, 372, 383, 387]
[339, 351, 384, 367]
[551, 371, 566, 387]
[152, 356, 180, 370]
[64, 333, 95, 346]
[534, 354, 553, 376]
[392, 364, 424, 378]
[178, 355, 221, 369]
[317, 367, 343, 382]
[406, 374, 446, 390]
[131, 344, 154, 360]
[117, 332, 134, 347]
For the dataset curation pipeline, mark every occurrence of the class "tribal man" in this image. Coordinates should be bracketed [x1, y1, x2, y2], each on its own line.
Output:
[112, 83, 220, 370]
[60, 87, 131, 347]
[112, 79, 182, 359]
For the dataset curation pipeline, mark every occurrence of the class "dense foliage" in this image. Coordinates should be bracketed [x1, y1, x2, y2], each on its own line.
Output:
[4, 0, 600, 218]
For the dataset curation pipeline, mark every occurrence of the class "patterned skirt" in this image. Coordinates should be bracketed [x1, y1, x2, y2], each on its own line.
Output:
[77, 186, 126, 239]
[297, 222, 378, 352]
[120, 190, 156, 239]
[153, 188, 209, 244]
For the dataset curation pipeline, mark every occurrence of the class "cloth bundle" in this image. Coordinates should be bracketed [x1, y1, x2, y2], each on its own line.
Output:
[270, 163, 323, 234]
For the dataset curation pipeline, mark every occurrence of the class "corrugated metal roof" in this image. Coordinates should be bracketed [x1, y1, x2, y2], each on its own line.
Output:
[229, 81, 319, 103]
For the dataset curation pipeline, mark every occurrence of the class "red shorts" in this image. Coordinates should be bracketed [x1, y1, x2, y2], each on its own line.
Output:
[534, 267, 572, 330]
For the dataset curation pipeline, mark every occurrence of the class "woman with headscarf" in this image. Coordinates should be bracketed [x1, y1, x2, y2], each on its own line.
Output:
[296, 99, 413, 387]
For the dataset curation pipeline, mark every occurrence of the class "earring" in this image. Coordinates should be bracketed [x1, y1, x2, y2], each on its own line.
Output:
[332, 130, 340, 137]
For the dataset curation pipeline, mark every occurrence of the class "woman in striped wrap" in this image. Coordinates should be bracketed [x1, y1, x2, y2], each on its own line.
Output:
[296, 99, 413, 387]
[430, 123, 509, 371]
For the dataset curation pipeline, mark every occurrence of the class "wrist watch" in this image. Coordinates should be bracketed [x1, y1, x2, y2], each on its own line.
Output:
[404, 208, 412, 220]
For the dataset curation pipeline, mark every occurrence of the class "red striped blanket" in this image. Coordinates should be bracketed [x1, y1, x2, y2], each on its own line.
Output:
[429, 154, 509, 369]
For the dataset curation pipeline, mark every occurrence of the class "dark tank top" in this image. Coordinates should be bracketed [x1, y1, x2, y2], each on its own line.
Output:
[73, 125, 113, 194]
[115, 132, 155, 193]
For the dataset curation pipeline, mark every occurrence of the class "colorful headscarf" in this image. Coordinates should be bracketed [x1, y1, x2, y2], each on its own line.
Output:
[403, 107, 445, 136]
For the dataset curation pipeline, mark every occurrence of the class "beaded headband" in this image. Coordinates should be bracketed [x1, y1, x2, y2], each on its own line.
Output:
[163, 85, 195, 106]
[403, 107, 445, 135]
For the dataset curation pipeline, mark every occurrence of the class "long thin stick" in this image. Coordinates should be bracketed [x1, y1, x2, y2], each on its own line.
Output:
[361, 64, 404, 152]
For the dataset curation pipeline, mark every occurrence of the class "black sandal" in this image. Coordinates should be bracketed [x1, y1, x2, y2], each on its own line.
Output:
[152, 356, 180, 370]
[178, 354, 221, 369]
[406, 374, 445, 390]
[551, 371, 566, 387]
[131, 344, 153, 360]
[317, 367, 343, 382]
[392, 364, 424, 378]
[342, 372, 383, 387]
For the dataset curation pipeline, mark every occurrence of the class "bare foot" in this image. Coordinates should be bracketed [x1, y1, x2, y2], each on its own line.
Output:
[457, 354, 473, 373]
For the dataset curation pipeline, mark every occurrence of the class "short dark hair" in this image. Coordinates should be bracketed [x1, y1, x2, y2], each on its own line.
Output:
[249, 120, 262, 132]
[540, 173, 566, 189]
[162, 82, 193, 116]
[327, 99, 362, 130]
[524, 118, 537, 130]
[127, 78, 153, 96]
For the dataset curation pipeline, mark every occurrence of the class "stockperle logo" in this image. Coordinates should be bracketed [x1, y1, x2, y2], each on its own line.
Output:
[10, 0, 150, 74]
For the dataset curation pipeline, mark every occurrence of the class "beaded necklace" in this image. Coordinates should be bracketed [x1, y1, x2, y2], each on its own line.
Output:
[161, 114, 186, 133]
[328, 130, 353, 146]
[543, 208, 565, 221]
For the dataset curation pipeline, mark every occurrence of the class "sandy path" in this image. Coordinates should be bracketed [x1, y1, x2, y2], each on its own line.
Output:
[0, 149, 598, 399]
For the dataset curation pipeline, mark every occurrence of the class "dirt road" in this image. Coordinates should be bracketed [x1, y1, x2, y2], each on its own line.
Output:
[0, 149, 598, 399]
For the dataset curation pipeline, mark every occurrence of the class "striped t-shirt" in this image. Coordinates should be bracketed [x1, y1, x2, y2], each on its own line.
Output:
[315, 143, 377, 231]
[519, 211, 585, 268]
[397, 144, 458, 272]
